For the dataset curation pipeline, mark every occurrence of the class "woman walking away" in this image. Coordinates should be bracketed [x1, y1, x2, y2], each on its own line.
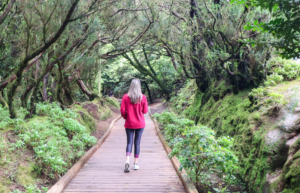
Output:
[120, 79, 148, 173]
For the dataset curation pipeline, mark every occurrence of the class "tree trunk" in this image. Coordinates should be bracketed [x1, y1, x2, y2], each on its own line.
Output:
[57, 62, 64, 105]
[0, 0, 16, 25]
[144, 81, 153, 104]
[28, 87, 39, 118]
[77, 79, 98, 100]
[98, 70, 101, 96]
[42, 73, 50, 101]
[0, 92, 8, 108]
[21, 86, 34, 108]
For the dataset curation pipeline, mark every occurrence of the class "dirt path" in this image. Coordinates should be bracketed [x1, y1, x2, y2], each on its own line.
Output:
[92, 106, 120, 140]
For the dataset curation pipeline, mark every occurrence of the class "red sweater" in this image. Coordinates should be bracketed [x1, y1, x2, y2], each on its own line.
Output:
[120, 94, 148, 129]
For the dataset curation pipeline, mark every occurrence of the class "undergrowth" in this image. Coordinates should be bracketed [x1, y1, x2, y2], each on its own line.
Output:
[20, 103, 96, 179]
[153, 111, 240, 189]
[167, 58, 300, 192]
[0, 103, 97, 192]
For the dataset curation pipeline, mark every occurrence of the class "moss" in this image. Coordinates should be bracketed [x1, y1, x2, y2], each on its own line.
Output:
[99, 105, 112, 120]
[71, 98, 114, 131]
[105, 97, 120, 108]
[170, 77, 300, 192]
[282, 189, 300, 193]
[16, 164, 35, 186]
[72, 104, 97, 132]
[282, 140, 300, 191]
[0, 177, 10, 193]
[24, 116, 49, 126]
[211, 81, 232, 101]
[269, 175, 284, 193]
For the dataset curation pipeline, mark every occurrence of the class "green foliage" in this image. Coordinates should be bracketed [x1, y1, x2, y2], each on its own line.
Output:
[36, 102, 77, 120]
[270, 58, 300, 80]
[234, 0, 300, 58]
[0, 104, 26, 129]
[105, 97, 120, 108]
[154, 111, 238, 186]
[264, 73, 284, 86]
[15, 103, 96, 179]
[10, 184, 48, 193]
[248, 58, 299, 108]
[71, 104, 97, 132]
[248, 87, 266, 102]
[170, 80, 198, 117]
[64, 118, 86, 134]
[253, 113, 261, 121]
[265, 92, 285, 108]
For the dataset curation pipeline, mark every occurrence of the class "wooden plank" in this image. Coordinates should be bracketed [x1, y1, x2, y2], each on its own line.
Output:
[47, 115, 122, 193]
[60, 112, 187, 193]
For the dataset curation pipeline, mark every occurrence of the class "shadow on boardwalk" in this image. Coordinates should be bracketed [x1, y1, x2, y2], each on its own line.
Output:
[63, 113, 186, 193]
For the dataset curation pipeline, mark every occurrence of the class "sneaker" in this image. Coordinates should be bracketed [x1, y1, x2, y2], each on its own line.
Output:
[124, 162, 130, 173]
[133, 163, 139, 170]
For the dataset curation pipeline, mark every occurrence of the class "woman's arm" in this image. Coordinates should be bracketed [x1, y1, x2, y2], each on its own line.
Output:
[142, 95, 148, 114]
[120, 95, 127, 119]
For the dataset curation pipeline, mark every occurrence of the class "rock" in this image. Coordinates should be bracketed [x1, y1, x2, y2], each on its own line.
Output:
[277, 113, 300, 133]
[286, 133, 300, 148]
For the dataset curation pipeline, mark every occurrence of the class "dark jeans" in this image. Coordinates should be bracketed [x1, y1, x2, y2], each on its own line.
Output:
[125, 128, 144, 158]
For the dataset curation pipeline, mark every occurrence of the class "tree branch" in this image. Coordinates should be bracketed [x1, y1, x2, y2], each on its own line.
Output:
[0, 0, 15, 25]
[0, 53, 43, 90]
[111, 8, 150, 17]
[143, 46, 157, 76]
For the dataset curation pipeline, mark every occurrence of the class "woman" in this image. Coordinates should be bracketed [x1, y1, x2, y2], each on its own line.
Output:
[120, 79, 148, 173]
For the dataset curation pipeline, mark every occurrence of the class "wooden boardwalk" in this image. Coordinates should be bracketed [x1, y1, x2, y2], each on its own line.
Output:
[63, 113, 186, 193]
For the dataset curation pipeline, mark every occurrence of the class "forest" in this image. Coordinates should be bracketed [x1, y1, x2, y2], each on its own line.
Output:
[0, 0, 300, 192]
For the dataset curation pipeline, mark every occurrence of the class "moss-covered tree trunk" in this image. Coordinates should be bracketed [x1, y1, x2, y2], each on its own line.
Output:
[0, 91, 8, 108]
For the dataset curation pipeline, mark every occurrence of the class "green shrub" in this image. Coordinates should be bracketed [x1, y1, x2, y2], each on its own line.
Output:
[265, 92, 285, 108]
[269, 57, 300, 81]
[264, 73, 284, 86]
[15, 103, 97, 179]
[64, 118, 86, 134]
[154, 111, 238, 186]
[36, 102, 77, 120]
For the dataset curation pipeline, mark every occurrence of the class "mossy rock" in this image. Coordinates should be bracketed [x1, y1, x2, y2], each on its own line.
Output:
[268, 174, 284, 193]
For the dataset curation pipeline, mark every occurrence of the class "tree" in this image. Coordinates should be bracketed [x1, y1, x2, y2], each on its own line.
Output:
[0, 0, 155, 117]
[144, 0, 274, 97]
[234, 0, 300, 59]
